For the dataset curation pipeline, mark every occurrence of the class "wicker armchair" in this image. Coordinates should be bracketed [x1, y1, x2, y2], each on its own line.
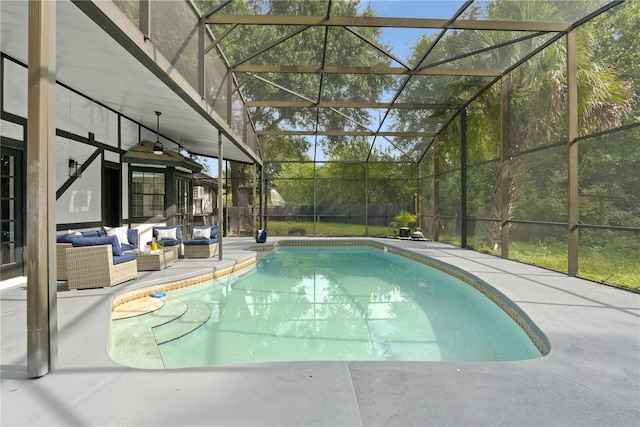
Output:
[66, 238, 138, 290]
[183, 225, 219, 258]
[148, 226, 181, 258]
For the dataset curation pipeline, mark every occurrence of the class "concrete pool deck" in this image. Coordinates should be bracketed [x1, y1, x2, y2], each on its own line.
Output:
[1, 237, 639, 426]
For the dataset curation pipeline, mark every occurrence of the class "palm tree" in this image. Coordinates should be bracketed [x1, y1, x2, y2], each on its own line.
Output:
[397, 0, 634, 249]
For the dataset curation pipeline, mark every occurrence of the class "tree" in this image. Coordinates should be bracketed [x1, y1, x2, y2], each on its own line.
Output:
[260, 135, 310, 178]
[196, 0, 396, 217]
[271, 162, 314, 205]
[189, 154, 212, 175]
[577, 1, 640, 229]
[395, 0, 635, 248]
[587, 0, 640, 120]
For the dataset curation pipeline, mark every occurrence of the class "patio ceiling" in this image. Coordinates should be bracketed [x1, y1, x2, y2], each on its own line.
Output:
[0, 0, 260, 164]
[204, 0, 620, 163]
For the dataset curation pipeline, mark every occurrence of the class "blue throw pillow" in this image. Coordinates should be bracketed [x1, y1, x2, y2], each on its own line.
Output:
[127, 228, 138, 245]
[56, 232, 82, 243]
[71, 235, 123, 257]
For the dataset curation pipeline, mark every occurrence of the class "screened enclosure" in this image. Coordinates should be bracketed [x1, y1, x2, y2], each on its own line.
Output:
[111, 0, 639, 290]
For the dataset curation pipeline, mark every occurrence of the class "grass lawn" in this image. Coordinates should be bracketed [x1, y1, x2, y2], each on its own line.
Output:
[267, 220, 390, 237]
[483, 240, 639, 293]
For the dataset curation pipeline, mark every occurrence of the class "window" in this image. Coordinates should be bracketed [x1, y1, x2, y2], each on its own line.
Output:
[131, 171, 164, 217]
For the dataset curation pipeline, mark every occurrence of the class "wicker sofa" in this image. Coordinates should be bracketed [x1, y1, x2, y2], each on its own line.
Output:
[56, 227, 138, 281]
[183, 225, 219, 258]
[65, 235, 138, 290]
[56, 242, 73, 281]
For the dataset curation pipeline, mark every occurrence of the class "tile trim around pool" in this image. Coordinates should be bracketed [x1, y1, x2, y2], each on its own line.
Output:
[112, 239, 550, 357]
[111, 257, 257, 310]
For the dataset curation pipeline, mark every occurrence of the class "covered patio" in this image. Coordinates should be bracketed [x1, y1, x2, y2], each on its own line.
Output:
[1, 2, 638, 421]
[1, 238, 639, 425]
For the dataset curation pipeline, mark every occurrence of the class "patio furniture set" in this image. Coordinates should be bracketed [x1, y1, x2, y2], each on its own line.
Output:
[55, 225, 219, 290]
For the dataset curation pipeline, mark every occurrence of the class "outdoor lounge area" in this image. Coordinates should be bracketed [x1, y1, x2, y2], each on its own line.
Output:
[1, 0, 639, 425]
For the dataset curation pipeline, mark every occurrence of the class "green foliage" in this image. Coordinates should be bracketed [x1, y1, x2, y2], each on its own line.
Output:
[584, 0, 640, 120]
[390, 210, 416, 228]
[270, 162, 315, 205]
[262, 135, 311, 178]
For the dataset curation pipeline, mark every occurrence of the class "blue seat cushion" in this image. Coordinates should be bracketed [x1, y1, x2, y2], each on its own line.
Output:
[113, 252, 137, 265]
[71, 235, 123, 257]
[184, 238, 218, 246]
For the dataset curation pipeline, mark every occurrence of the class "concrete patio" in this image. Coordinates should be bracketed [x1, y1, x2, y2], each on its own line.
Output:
[1, 238, 639, 426]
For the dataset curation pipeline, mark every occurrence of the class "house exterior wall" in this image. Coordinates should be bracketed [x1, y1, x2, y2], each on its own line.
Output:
[1, 53, 194, 276]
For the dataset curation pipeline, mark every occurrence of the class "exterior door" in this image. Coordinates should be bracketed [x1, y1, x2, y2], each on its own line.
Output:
[175, 175, 192, 237]
[103, 164, 121, 226]
[1, 148, 25, 280]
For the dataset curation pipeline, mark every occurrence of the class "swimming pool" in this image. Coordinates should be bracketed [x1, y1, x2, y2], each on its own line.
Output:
[110, 243, 546, 368]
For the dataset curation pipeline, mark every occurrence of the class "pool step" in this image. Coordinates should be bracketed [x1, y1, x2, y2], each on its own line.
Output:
[148, 298, 188, 327]
[109, 324, 163, 369]
[109, 298, 188, 368]
[152, 299, 212, 345]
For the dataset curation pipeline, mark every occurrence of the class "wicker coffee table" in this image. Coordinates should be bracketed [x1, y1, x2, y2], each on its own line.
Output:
[136, 250, 174, 271]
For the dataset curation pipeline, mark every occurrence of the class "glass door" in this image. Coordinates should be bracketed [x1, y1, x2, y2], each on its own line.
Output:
[1, 148, 24, 280]
[174, 175, 192, 237]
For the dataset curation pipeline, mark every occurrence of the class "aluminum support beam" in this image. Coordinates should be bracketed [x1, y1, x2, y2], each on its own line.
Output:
[365, 163, 369, 236]
[246, 101, 459, 109]
[26, 0, 57, 378]
[252, 163, 257, 236]
[460, 109, 467, 248]
[415, 163, 421, 230]
[198, 20, 205, 98]
[256, 130, 437, 137]
[567, 31, 579, 276]
[259, 166, 264, 230]
[139, 0, 150, 40]
[233, 64, 502, 77]
[218, 130, 223, 261]
[500, 74, 510, 259]
[433, 138, 440, 242]
[205, 15, 570, 32]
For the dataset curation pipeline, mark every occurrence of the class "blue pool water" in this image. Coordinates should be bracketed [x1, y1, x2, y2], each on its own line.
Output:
[111, 246, 543, 368]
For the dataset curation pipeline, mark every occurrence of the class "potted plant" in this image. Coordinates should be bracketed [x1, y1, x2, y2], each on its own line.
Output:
[391, 210, 416, 239]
